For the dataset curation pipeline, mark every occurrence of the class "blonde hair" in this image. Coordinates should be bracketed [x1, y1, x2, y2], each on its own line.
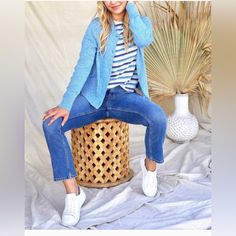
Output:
[96, 1, 135, 55]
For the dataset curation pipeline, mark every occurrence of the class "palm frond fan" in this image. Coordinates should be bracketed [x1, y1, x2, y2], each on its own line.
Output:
[142, 1, 212, 142]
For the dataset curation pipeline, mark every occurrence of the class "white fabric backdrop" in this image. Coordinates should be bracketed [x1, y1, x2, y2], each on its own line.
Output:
[25, 1, 212, 230]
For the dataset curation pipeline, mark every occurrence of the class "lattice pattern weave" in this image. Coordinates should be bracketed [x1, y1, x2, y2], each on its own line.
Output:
[71, 118, 133, 188]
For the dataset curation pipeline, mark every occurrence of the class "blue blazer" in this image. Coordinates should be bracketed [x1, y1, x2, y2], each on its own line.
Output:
[59, 2, 154, 112]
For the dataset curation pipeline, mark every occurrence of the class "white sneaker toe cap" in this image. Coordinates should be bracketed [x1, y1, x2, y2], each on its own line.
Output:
[62, 214, 80, 226]
[142, 183, 157, 197]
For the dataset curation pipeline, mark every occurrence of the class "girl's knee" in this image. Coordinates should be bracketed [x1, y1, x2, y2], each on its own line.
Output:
[42, 117, 63, 135]
[149, 106, 167, 127]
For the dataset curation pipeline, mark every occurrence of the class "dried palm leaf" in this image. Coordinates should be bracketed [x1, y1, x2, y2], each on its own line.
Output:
[143, 1, 212, 114]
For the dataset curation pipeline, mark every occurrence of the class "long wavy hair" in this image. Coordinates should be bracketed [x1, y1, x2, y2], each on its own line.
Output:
[96, 1, 135, 55]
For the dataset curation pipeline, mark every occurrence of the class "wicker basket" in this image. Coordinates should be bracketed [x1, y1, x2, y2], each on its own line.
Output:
[71, 118, 134, 188]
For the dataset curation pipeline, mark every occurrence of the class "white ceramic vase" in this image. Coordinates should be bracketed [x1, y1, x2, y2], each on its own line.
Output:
[166, 93, 199, 143]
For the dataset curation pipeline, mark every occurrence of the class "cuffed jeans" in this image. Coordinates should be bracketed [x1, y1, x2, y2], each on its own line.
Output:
[42, 86, 167, 181]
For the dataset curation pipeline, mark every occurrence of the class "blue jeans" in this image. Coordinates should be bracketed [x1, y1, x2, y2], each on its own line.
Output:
[42, 86, 167, 181]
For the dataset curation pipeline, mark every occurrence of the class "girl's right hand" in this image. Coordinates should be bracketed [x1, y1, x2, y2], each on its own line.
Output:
[42, 106, 69, 126]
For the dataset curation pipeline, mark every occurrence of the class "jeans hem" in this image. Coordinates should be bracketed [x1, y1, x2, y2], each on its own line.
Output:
[53, 174, 77, 181]
[145, 153, 164, 164]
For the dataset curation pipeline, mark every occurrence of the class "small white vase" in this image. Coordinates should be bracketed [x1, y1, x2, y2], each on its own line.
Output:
[166, 93, 199, 143]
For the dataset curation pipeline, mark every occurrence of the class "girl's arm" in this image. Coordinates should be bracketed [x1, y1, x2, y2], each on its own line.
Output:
[126, 2, 154, 48]
[58, 19, 98, 112]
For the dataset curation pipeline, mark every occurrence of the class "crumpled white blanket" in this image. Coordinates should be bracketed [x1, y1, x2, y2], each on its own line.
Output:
[25, 125, 211, 230]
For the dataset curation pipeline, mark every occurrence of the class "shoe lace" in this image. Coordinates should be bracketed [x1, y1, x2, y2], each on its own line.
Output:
[147, 172, 157, 187]
[151, 176, 157, 186]
[64, 198, 76, 215]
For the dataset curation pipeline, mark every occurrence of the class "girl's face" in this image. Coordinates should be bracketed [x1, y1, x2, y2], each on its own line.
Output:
[103, 1, 128, 15]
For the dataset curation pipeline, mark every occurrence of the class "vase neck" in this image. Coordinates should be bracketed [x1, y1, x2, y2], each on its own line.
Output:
[174, 94, 190, 115]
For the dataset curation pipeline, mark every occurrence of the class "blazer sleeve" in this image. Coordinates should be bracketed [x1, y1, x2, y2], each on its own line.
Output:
[126, 2, 154, 48]
[58, 18, 98, 112]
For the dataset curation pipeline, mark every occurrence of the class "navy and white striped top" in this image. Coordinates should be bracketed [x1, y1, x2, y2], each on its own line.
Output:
[107, 20, 139, 92]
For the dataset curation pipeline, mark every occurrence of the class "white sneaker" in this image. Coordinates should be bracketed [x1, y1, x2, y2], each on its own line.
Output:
[140, 157, 158, 197]
[61, 187, 86, 226]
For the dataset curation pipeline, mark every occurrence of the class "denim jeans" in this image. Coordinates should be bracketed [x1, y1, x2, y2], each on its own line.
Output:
[42, 85, 167, 181]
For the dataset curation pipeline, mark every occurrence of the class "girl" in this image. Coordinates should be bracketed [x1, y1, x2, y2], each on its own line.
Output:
[42, 1, 167, 227]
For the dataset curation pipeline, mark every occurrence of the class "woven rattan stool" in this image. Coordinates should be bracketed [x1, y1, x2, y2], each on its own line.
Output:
[71, 118, 134, 188]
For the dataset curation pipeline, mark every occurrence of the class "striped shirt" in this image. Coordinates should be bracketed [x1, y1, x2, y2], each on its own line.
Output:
[107, 20, 139, 92]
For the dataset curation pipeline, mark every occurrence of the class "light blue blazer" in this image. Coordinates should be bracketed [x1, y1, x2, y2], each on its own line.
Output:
[59, 2, 154, 112]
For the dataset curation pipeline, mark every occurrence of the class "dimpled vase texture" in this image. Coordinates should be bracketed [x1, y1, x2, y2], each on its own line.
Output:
[166, 94, 199, 142]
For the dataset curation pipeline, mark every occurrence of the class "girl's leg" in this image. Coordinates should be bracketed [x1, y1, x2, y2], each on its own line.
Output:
[42, 93, 108, 193]
[106, 87, 167, 197]
[107, 88, 167, 167]
[63, 178, 80, 195]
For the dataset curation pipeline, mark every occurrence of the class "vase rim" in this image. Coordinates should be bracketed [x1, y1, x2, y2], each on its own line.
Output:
[175, 93, 188, 97]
